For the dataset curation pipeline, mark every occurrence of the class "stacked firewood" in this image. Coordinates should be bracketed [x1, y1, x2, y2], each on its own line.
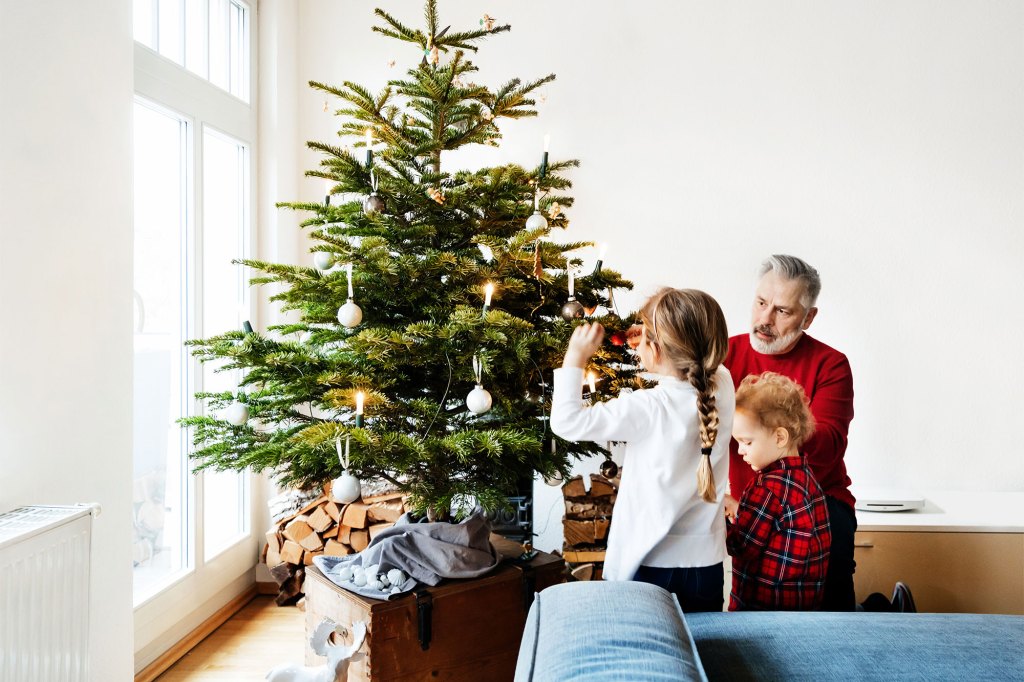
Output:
[561, 473, 618, 581]
[263, 486, 409, 605]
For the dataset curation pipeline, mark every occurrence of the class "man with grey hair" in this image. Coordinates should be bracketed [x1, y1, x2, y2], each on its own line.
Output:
[724, 255, 857, 610]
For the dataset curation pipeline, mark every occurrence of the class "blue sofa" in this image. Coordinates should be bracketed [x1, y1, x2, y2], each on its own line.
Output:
[514, 581, 1024, 681]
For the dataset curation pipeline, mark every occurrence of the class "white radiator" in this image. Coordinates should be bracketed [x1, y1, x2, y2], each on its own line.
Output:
[0, 504, 100, 682]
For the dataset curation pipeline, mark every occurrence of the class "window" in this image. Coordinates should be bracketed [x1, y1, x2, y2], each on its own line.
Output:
[134, 0, 251, 102]
[132, 0, 257, 670]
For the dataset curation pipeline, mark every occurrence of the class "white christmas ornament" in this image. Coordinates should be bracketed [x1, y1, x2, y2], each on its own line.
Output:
[466, 355, 492, 414]
[525, 210, 548, 231]
[332, 437, 362, 504]
[477, 243, 494, 262]
[338, 300, 363, 328]
[467, 384, 492, 414]
[353, 572, 367, 587]
[337, 262, 363, 328]
[313, 252, 335, 270]
[337, 566, 353, 582]
[224, 402, 249, 426]
[387, 569, 407, 586]
[331, 472, 362, 504]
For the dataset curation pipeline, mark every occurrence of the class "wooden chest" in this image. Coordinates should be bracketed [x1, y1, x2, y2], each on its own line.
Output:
[304, 536, 564, 681]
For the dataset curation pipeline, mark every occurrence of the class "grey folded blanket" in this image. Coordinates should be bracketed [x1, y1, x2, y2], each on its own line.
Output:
[313, 509, 500, 600]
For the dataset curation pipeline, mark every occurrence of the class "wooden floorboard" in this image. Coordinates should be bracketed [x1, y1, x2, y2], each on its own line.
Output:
[155, 596, 306, 681]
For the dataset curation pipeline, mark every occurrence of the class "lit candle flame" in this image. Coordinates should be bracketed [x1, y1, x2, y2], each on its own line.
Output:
[365, 128, 373, 149]
[355, 391, 365, 415]
[484, 282, 494, 307]
[587, 371, 596, 395]
[543, 133, 551, 152]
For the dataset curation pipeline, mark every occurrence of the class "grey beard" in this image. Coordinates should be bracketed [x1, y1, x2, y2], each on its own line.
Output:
[749, 328, 802, 355]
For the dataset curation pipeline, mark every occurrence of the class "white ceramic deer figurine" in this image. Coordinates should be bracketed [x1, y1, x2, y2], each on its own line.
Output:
[266, 618, 367, 682]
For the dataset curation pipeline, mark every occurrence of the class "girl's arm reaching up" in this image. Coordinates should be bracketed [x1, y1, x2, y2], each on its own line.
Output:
[551, 322, 654, 443]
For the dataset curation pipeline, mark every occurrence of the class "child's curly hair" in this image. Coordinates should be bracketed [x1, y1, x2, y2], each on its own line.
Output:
[735, 372, 816, 447]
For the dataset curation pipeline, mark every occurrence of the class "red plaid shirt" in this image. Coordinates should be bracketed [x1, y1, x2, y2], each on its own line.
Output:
[727, 456, 831, 611]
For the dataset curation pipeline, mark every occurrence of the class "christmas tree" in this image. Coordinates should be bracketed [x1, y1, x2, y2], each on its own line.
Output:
[182, 1, 639, 521]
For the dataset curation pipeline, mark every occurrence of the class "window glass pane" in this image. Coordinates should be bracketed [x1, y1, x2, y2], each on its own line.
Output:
[202, 126, 249, 558]
[208, 0, 230, 94]
[185, 0, 208, 79]
[157, 0, 185, 65]
[132, 99, 190, 598]
[133, 0, 157, 50]
[229, 1, 247, 101]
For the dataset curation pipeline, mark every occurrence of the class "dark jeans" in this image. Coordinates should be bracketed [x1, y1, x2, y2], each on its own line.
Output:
[822, 496, 858, 611]
[634, 563, 724, 613]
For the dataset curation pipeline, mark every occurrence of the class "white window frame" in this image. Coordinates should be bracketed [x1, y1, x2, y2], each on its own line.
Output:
[131, 2, 259, 671]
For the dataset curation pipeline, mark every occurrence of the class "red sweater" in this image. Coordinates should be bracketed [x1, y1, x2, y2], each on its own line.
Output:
[727, 455, 832, 611]
[725, 333, 855, 510]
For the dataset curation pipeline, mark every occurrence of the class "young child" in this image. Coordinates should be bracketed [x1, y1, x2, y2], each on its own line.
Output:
[725, 371, 831, 611]
[551, 288, 735, 612]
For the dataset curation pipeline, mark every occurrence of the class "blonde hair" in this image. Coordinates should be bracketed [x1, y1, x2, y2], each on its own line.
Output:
[735, 372, 816, 447]
[640, 288, 729, 503]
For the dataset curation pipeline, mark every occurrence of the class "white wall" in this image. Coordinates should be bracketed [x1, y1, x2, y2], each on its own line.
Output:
[287, 1, 1023, 547]
[0, 0, 135, 679]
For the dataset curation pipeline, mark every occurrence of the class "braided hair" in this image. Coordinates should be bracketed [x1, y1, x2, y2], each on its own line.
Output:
[640, 288, 729, 503]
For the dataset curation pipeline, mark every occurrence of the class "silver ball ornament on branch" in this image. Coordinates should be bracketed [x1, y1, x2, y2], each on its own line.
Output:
[313, 252, 335, 271]
[599, 456, 619, 480]
[561, 298, 584, 321]
[362, 193, 385, 216]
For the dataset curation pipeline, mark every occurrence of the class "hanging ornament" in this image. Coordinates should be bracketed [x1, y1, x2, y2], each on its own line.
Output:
[323, 100, 329, 113]
[606, 286, 621, 318]
[599, 454, 619, 480]
[480, 14, 496, 30]
[481, 110, 494, 122]
[548, 202, 562, 220]
[477, 243, 494, 262]
[525, 189, 548, 231]
[224, 402, 249, 426]
[466, 355, 493, 414]
[337, 263, 363, 328]
[561, 266, 584, 321]
[609, 329, 627, 347]
[429, 45, 440, 65]
[538, 94, 548, 104]
[313, 252, 335, 271]
[427, 187, 445, 204]
[544, 439, 564, 486]
[331, 437, 362, 504]
[386, 59, 396, 68]
[533, 239, 544, 279]
[363, 170, 385, 215]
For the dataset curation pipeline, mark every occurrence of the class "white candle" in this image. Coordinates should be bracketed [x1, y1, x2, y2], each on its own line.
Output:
[543, 133, 551, 152]
[324, 178, 333, 198]
[347, 263, 354, 299]
[365, 128, 373, 149]
[484, 282, 494, 308]
[599, 242, 609, 260]
[587, 371, 596, 395]
[355, 391, 365, 415]
[568, 267, 575, 298]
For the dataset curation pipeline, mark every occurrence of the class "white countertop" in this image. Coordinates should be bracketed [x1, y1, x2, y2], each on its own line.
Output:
[854, 491, 1024, 533]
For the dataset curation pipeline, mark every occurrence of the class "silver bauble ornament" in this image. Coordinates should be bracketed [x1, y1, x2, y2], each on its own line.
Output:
[338, 299, 363, 328]
[525, 210, 548, 231]
[544, 470, 564, 487]
[561, 298, 585, 321]
[313, 252, 335, 270]
[599, 458, 619, 479]
[466, 384, 493, 414]
[224, 402, 249, 426]
[363, 193, 385, 215]
[331, 471, 362, 504]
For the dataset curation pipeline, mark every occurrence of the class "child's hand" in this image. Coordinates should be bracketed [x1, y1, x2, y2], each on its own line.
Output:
[563, 322, 605, 369]
[625, 323, 643, 350]
[723, 494, 739, 522]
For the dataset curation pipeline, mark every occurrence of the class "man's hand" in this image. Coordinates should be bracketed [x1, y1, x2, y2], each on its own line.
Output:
[563, 322, 605, 369]
[723, 494, 739, 523]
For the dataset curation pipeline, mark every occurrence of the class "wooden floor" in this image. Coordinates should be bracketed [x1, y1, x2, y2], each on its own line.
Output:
[155, 596, 306, 681]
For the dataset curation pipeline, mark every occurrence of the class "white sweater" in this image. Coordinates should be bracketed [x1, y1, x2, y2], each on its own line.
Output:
[551, 366, 734, 582]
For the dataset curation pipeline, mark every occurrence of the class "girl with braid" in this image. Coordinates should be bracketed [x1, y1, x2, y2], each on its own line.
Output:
[552, 288, 734, 611]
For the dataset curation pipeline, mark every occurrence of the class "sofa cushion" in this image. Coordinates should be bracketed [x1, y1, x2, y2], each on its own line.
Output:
[686, 611, 1024, 681]
[514, 580, 707, 682]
